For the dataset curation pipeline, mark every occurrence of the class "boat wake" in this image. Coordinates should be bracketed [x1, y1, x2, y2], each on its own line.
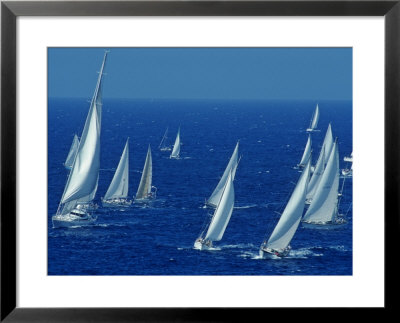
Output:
[234, 204, 257, 209]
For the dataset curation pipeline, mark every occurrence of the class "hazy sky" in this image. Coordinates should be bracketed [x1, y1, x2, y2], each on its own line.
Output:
[48, 47, 352, 101]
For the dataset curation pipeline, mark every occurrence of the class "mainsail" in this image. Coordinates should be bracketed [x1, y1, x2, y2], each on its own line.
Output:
[136, 145, 153, 199]
[321, 123, 334, 165]
[206, 141, 239, 207]
[306, 146, 324, 201]
[57, 51, 108, 216]
[265, 160, 311, 251]
[307, 104, 319, 132]
[298, 134, 312, 167]
[64, 134, 79, 169]
[302, 139, 340, 224]
[170, 128, 181, 158]
[103, 138, 130, 200]
[204, 171, 235, 242]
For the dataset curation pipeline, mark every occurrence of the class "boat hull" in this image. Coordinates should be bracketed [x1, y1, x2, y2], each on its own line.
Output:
[301, 218, 347, 229]
[52, 213, 97, 228]
[193, 238, 213, 250]
[102, 198, 132, 208]
[259, 246, 291, 258]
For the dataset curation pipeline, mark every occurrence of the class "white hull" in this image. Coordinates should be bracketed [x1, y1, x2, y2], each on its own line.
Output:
[193, 238, 213, 250]
[301, 217, 347, 229]
[52, 213, 97, 228]
[306, 128, 320, 132]
[259, 246, 291, 258]
[101, 198, 132, 208]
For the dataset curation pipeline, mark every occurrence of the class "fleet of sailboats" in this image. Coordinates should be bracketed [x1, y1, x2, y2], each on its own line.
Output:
[135, 145, 157, 202]
[102, 138, 131, 207]
[53, 57, 351, 259]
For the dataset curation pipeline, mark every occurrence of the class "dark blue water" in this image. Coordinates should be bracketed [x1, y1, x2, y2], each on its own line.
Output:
[48, 98, 352, 275]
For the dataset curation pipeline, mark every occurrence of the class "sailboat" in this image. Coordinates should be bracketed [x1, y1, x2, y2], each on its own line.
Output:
[102, 138, 132, 207]
[194, 171, 235, 250]
[135, 145, 157, 202]
[158, 127, 171, 151]
[206, 141, 240, 208]
[170, 127, 181, 159]
[297, 134, 312, 168]
[306, 103, 320, 132]
[52, 51, 108, 228]
[302, 139, 346, 227]
[259, 160, 311, 258]
[305, 123, 334, 204]
[64, 134, 79, 169]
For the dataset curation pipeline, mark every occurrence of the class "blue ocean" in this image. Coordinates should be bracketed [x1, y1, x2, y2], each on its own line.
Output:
[48, 98, 352, 275]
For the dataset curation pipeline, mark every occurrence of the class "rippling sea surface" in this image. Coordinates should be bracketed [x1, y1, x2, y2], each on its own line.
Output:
[48, 98, 352, 275]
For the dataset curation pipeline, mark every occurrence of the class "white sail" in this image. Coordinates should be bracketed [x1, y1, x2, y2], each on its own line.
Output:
[302, 140, 340, 224]
[136, 145, 153, 199]
[104, 139, 130, 200]
[306, 146, 324, 201]
[57, 52, 108, 216]
[298, 134, 312, 167]
[204, 171, 235, 242]
[64, 134, 79, 169]
[206, 141, 239, 207]
[266, 161, 311, 251]
[170, 128, 180, 158]
[307, 104, 319, 131]
[322, 123, 334, 164]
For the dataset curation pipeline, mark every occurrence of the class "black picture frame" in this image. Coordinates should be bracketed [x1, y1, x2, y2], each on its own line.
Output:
[1, 0, 398, 321]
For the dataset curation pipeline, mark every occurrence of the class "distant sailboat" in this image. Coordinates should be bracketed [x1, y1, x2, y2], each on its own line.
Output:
[206, 141, 240, 208]
[64, 134, 79, 169]
[135, 145, 157, 202]
[102, 138, 132, 207]
[170, 127, 181, 159]
[297, 134, 312, 168]
[259, 160, 311, 258]
[194, 171, 235, 250]
[158, 127, 171, 151]
[52, 51, 108, 228]
[306, 104, 320, 132]
[302, 139, 346, 227]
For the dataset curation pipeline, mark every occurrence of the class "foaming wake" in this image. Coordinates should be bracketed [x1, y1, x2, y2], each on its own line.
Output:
[234, 204, 257, 209]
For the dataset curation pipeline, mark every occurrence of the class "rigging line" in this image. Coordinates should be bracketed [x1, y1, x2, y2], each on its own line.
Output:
[344, 202, 352, 217]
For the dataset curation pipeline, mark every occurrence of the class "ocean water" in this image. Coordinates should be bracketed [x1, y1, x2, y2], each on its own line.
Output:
[48, 98, 352, 275]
